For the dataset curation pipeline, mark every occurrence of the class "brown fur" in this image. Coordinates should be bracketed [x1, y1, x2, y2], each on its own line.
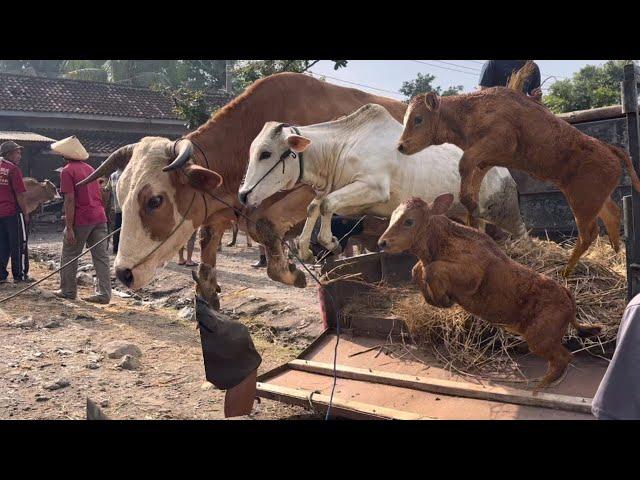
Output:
[23, 177, 58, 214]
[184, 72, 406, 287]
[379, 195, 602, 391]
[398, 86, 640, 276]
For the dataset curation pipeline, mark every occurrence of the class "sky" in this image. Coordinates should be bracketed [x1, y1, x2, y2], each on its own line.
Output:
[308, 60, 609, 100]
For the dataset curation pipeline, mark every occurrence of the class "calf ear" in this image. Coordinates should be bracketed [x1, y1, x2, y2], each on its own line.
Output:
[287, 135, 312, 153]
[183, 164, 224, 192]
[431, 193, 454, 215]
[424, 92, 441, 111]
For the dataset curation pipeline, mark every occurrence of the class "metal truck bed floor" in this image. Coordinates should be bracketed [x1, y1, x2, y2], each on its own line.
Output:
[257, 328, 608, 420]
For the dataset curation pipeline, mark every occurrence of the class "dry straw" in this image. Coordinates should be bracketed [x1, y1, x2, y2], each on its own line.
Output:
[339, 236, 626, 379]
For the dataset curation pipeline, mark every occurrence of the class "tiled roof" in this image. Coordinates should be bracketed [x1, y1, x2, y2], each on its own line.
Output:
[0, 72, 232, 120]
[0, 131, 57, 143]
[37, 129, 182, 155]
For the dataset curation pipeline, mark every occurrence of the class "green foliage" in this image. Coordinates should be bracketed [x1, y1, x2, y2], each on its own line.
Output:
[153, 85, 218, 130]
[400, 73, 462, 100]
[544, 60, 638, 113]
[231, 60, 347, 93]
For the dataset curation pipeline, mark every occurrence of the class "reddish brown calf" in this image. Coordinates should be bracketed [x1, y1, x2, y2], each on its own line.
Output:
[378, 194, 601, 392]
[397, 87, 640, 277]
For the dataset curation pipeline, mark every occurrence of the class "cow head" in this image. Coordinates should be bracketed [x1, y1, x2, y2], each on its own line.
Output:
[397, 92, 441, 156]
[42, 179, 61, 201]
[77, 137, 223, 290]
[378, 193, 454, 253]
[238, 122, 311, 208]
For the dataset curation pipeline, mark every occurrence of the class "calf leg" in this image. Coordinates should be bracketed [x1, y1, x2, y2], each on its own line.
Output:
[562, 216, 598, 277]
[197, 218, 231, 309]
[598, 196, 621, 252]
[295, 197, 323, 262]
[459, 155, 482, 228]
[227, 222, 238, 247]
[247, 185, 315, 287]
[317, 181, 388, 252]
[522, 310, 573, 394]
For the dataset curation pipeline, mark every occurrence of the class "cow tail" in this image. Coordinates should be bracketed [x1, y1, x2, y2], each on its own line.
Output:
[608, 144, 640, 193]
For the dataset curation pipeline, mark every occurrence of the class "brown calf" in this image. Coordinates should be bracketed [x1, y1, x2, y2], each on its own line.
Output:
[378, 194, 601, 392]
[397, 87, 640, 277]
[23, 178, 59, 214]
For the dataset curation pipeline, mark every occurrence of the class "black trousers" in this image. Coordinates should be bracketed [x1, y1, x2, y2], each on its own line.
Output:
[0, 213, 28, 281]
[113, 212, 122, 254]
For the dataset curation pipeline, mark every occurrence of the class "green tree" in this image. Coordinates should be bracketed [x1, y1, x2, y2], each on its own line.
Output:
[231, 60, 347, 93]
[544, 60, 638, 113]
[400, 73, 462, 100]
[0, 60, 64, 77]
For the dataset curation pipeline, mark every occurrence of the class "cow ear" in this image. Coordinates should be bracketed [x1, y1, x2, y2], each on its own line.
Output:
[287, 135, 311, 153]
[424, 92, 441, 111]
[431, 193, 454, 215]
[183, 164, 223, 192]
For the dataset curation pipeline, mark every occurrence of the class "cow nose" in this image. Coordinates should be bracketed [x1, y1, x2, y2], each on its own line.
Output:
[397, 143, 404, 153]
[378, 239, 388, 250]
[238, 190, 248, 205]
[116, 267, 134, 288]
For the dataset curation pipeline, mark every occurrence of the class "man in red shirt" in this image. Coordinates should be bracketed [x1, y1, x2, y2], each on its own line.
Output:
[0, 141, 31, 284]
[51, 137, 111, 304]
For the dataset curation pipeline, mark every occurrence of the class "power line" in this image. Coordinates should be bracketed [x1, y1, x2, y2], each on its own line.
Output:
[307, 70, 404, 98]
[411, 60, 479, 77]
[431, 60, 481, 72]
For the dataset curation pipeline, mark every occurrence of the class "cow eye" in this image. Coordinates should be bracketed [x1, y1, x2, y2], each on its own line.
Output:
[147, 195, 163, 210]
[414, 116, 423, 126]
[404, 218, 414, 227]
[259, 151, 271, 161]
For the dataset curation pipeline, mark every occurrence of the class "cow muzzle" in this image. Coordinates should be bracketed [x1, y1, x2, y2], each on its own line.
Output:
[116, 267, 134, 288]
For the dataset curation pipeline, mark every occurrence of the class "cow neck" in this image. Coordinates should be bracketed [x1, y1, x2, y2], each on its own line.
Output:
[186, 86, 278, 197]
[412, 215, 449, 263]
[436, 97, 471, 150]
[295, 125, 337, 194]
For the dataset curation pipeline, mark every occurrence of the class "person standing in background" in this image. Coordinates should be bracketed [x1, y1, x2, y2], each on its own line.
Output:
[0, 141, 31, 283]
[109, 168, 123, 254]
[478, 60, 543, 101]
[178, 230, 198, 267]
[52, 137, 111, 304]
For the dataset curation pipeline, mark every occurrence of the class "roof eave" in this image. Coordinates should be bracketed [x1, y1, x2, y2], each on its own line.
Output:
[0, 110, 185, 126]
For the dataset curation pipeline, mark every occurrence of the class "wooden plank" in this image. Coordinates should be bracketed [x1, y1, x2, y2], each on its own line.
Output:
[256, 382, 429, 420]
[557, 105, 623, 124]
[288, 359, 593, 415]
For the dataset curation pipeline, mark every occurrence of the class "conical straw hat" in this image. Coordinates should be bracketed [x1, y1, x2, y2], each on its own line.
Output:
[50, 136, 89, 161]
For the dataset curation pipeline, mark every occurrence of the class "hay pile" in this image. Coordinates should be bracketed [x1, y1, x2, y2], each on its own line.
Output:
[342, 236, 626, 379]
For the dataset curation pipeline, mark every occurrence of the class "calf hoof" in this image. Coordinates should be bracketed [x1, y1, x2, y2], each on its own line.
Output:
[560, 266, 574, 278]
[321, 236, 342, 254]
[298, 248, 315, 263]
[293, 270, 307, 288]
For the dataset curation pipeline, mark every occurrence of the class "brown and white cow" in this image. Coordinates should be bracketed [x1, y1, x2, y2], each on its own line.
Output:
[23, 178, 60, 214]
[78, 72, 406, 309]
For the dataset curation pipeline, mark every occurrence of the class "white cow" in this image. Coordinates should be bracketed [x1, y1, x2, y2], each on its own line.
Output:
[239, 103, 527, 262]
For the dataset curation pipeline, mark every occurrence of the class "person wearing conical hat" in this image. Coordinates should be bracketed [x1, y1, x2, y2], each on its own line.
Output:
[0, 141, 32, 284]
[51, 136, 111, 305]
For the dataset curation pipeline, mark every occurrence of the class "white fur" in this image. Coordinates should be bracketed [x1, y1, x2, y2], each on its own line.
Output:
[114, 137, 198, 289]
[240, 104, 526, 259]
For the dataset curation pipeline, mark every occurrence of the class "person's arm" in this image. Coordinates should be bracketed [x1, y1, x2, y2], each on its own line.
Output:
[59, 169, 76, 245]
[15, 192, 29, 224]
[63, 192, 76, 245]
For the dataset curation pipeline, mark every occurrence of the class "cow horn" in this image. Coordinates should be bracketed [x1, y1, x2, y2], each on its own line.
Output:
[162, 139, 193, 172]
[76, 143, 137, 187]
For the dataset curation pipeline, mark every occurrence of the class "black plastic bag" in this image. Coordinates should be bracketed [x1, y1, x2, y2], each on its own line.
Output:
[195, 296, 262, 390]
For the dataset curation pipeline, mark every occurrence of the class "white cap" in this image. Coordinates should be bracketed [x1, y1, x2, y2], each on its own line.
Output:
[50, 136, 89, 161]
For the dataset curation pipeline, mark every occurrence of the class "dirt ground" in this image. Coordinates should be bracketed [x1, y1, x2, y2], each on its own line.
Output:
[0, 223, 325, 420]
